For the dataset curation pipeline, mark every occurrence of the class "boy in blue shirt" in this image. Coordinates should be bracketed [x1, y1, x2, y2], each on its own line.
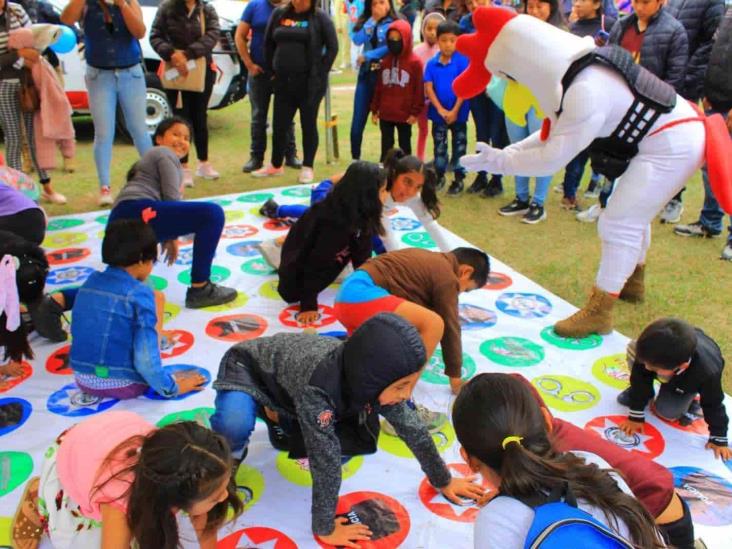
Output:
[424, 20, 470, 195]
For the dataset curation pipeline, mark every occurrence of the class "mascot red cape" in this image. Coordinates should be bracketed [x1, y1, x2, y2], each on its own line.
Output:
[455, 6, 732, 338]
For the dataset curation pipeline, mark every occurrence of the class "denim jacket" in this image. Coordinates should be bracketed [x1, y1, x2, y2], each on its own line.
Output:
[70, 267, 178, 398]
[351, 15, 394, 67]
[82, 0, 142, 69]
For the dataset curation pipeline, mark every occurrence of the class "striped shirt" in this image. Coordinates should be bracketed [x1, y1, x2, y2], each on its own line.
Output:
[0, 3, 31, 81]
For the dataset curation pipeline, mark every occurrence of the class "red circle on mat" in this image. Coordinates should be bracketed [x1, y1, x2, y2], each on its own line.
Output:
[205, 314, 268, 342]
[221, 224, 259, 239]
[316, 491, 410, 548]
[279, 304, 337, 328]
[159, 330, 194, 359]
[651, 401, 709, 436]
[585, 415, 665, 459]
[217, 527, 297, 549]
[419, 463, 495, 523]
[0, 361, 32, 393]
[46, 345, 71, 375]
[263, 218, 294, 231]
[482, 272, 512, 291]
[46, 247, 91, 266]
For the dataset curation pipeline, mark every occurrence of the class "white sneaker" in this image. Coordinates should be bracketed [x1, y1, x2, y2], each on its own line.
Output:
[659, 199, 683, 224]
[98, 187, 113, 207]
[553, 184, 563, 193]
[41, 190, 67, 205]
[196, 162, 220, 180]
[182, 168, 194, 188]
[576, 203, 601, 223]
[298, 167, 314, 184]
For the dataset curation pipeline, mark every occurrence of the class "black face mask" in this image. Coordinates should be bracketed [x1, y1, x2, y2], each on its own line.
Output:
[387, 40, 403, 56]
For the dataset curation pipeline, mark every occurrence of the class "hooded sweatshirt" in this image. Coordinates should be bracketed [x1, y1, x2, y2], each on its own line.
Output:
[370, 19, 425, 123]
[213, 313, 452, 536]
[413, 11, 444, 66]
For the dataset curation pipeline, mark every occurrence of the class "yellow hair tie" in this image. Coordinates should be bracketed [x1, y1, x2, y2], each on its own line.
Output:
[501, 435, 524, 449]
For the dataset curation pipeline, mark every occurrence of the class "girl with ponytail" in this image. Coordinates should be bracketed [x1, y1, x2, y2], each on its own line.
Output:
[452, 373, 664, 549]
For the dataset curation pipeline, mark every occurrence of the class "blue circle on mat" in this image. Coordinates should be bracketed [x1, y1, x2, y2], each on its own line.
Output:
[321, 330, 348, 340]
[496, 292, 552, 319]
[0, 398, 32, 437]
[458, 303, 498, 330]
[47, 383, 119, 417]
[46, 266, 96, 286]
[144, 365, 211, 401]
[390, 217, 422, 231]
[226, 240, 263, 258]
[174, 247, 193, 266]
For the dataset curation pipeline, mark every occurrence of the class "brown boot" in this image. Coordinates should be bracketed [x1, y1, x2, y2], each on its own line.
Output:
[619, 264, 645, 303]
[554, 287, 616, 338]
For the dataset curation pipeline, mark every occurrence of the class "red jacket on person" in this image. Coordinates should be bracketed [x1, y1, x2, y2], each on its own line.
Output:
[370, 19, 424, 123]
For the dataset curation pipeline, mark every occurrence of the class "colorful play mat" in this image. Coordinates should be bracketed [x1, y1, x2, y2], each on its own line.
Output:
[2, 185, 731, 548]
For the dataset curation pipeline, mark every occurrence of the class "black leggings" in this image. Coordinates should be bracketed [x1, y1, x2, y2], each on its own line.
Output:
[0, 208, 45, 245]
[658, 496, 695, 549]
[271, 73, 323, 168]
[165, 67, 216, 163]
[379, 120, 412, 161]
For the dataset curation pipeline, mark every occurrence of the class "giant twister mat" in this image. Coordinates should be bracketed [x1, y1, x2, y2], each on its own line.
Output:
[1, 185, 732, 549]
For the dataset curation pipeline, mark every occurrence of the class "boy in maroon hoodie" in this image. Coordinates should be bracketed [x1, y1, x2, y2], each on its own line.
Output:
[371, 19, 425, 161]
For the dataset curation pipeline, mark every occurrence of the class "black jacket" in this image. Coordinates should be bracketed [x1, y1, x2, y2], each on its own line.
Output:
[665, 0, 725, 101]
[263, 5, 338, 97]
[628, 328, 728, 445]
[150, 0, 220, 63]
[704, 7, 732, 112]
[609, 7, 689, 94]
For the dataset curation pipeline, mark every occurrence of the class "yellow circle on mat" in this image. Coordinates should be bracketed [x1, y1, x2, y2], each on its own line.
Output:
[591, 353, 631, 390]
[378, 421, 455, 458]
[200, 292, 249, 312]
[276, 452, 363, 487]
[225, 210, 245, 223]
[42, 232, 88, 249]
[259, 280, 280, 300]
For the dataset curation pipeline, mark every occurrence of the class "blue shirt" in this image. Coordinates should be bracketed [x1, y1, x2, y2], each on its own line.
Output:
[459, 13, 474, 34]
[70, 267, 178, 398]
[424, 51, 470, 124]
[241, 0, 277, 67]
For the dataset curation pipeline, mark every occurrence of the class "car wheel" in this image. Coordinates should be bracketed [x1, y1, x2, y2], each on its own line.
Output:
[116, 75, 172, 139]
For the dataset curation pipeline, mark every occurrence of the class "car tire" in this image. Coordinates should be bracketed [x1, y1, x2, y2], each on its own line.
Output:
[116, 73, 172, 140]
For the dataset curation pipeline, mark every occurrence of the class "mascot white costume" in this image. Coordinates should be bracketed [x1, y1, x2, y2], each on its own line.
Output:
[455, 7, 732, 338]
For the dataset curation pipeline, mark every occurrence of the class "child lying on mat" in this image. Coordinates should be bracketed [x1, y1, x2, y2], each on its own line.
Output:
[69, 219, 205, 399]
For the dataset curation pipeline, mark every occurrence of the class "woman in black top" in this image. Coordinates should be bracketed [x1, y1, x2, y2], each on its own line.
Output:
[254, 0, 338, 184]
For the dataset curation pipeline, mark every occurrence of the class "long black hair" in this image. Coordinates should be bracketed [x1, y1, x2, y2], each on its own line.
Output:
[93, 421, 243, 549]
[383, 148, 440, 219]
[314, 160, 386, 237]
[453, 373, 663, 548]
[354, 0, 399, 31]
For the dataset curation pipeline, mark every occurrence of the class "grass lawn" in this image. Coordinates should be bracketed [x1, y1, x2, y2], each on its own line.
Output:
[35, 67, 732, 394]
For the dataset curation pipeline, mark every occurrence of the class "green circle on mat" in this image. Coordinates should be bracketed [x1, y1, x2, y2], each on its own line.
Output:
[421, 350, 476, 385]
[401, 232, 436, 249]
[591, 353, 631, 390]
[157, 407, 215, 428]
[480, 337, 544, 367]
[210, 198, 232, 207]
[47, 218, 84, 231]
[259, 279, 280, 300]
[149, 275, 168, 291]
[276, 452, 363, 487]
[241, 257, 276, 276]
[225, 210, 245, 223]
[282, 186, 311, 198]
[540, 326, 603, 350]
[0, 451, 33, 497]
[178, 265, 231, 285]
[532, 374, 601, 412]
[95, 214, 109, 225]
[234, 463, 265, 511]
[379, 420, 455, 458]
[237, 192, 274, 203]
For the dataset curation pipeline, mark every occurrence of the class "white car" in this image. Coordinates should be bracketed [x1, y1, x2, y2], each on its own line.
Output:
[48, 0, 248, 134]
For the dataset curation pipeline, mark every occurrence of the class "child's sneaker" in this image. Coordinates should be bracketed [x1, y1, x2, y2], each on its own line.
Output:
[259, 198, 280, 219]
[659, 199, 683, 224]
[196, 162, 220, 180]
[298, 167, 314, 184]
[252, 163, 285, 178]
[27, 294, 67, 342]
[616, 387, 632, 407]
[584, 179, 600, 198]
[41, 189, 67, 205]
[447, 178, 464, 196]
[481, 175, 503, 198]
[521, 203, 546, 224]
[185, 282, 237, 308]
[98, 186, 113, 206]
[721, 242, 732, 261]
[182, 168, 194, 188]
[467, 172, 488, 194]
[498, 198, 530, 216]
[576, 203, 601, 223]
[435, 174, 446, 191]
[674, 222, 721, 238]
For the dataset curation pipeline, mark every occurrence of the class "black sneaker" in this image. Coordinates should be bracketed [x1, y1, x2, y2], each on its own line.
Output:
[673, 222, 721, 238]
[242, 157, 263, 173]
[285, 155, 303, 169]
[498, 198, 530, 216]
[185, 282, 238, 309]
[435, 175, 446, 192]
[521, 203, 547, 224]
[447, 179, 464, 196]
[467, 172, 488, 194]
[259, 198, 280, 219]
[28, 295, 67, 342]
[616, 387, 632, 407]
[481, 175, 504, 198]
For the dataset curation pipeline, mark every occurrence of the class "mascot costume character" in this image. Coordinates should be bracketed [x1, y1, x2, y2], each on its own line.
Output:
[455, 7, 732, 338]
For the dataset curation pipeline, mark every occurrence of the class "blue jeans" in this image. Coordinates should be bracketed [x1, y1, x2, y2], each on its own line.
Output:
[210, 390, 258, 457]
[350, 70, 378, 160]
[432, 121, 467, 178]
[505, 107, 552, 206]
[85, 65, 152, 188]
[276, 180, 334, 218]
[698, 109, 731, 242]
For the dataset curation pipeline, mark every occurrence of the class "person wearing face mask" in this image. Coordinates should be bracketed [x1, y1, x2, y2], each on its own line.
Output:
[370, 19, 424, 161]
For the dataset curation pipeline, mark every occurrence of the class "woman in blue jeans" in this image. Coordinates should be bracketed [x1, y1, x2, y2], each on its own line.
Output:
[61, 0, 152, 207]
[108, 117, 237, 309]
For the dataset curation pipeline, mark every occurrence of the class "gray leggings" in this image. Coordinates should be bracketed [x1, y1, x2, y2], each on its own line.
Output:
[654, 383, 697, 420]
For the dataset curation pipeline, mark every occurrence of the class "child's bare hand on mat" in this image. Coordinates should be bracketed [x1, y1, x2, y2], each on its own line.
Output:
[619, 418, 644, 436]
[705, 442, 732, 461]
[161, 240, 179, 266]
[296, 310, 319, 325]
[175, 371, 207, 394]
[0, 361, 25, 378]
[441, 475, 485, 504]
[318, 517, 372, 548]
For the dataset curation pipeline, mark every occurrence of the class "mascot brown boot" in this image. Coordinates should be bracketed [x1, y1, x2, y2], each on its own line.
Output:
[619, 264, 645, 303]
[554, 287, 616, 338]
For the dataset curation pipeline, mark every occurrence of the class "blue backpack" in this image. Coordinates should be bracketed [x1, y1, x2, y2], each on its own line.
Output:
[522, 485, 635, 549]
